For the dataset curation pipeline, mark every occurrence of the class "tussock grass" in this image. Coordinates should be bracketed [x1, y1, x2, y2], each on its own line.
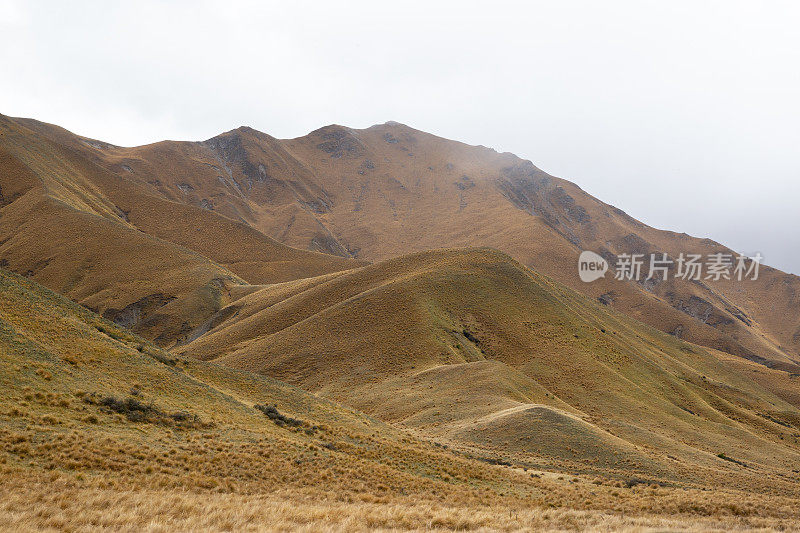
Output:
[2, 222, 800, 530]
[1, 471, 797, 532]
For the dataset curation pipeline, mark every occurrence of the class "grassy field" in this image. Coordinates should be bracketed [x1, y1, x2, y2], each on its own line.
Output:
[5, 476, 800, 532]
[3, 113, 800, 530]
[5, 113, 799, 370]
[175, 248, 800, 494]
[2, 266, 800, 530]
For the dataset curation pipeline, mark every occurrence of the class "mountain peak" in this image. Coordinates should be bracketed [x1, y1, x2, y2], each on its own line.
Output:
[205, 125, 278, 145]
[306, 124, 355, 137]
[366, 120, 416, 133]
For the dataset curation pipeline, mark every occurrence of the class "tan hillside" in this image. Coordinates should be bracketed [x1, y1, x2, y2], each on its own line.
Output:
[177, 247, 800, 494]
[3, 264, 800, 530]
[24, 115, 795, 372]
[0, 115, 361, 345]
[3, 112, 800, 529]
[8, 269, 800, 530]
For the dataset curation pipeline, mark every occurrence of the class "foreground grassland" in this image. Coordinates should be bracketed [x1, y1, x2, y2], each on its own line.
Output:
[2, 267, 800, 531]
[4, 476, 800, 532]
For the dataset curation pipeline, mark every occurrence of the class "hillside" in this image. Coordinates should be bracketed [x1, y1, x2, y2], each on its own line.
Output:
[0, 115, 362, 345]
[8, 267, 800, 530]
[4, 267, 800, 530]
[15, 115, 795, 372]
[177, 247, 800, 493]
[0, 266, 550, 528]
[4, 112, 800, 529]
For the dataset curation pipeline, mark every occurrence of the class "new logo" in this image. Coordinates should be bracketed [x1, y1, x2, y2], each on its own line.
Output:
[578, 251, 609, 282]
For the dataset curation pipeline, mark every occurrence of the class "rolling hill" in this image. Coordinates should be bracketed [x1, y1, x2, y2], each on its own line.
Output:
[9, 115, 794, 373]
[0, 114, 362, 345]
[176, 247, 800, 492]
[4, 112, 800, 528]
[3, 263, 800, 530]
[0, 265, 548, 529]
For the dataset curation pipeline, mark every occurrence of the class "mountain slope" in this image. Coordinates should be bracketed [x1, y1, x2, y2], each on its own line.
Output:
[34, 116, 797, 370]
[177, 247, 800, 492]
[0, 115, 362, 345]
[9, 267, 799, 530]
[0, 266, 566, 529]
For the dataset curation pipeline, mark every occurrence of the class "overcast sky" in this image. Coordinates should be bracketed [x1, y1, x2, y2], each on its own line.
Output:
[2, 0, 798, 274]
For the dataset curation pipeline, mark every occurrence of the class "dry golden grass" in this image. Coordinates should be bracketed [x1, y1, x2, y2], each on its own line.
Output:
[26, 114, 792, 371]
[3, 472, 798, 532]
[172, 248, 800, 495]
[2, 266, 800, 530]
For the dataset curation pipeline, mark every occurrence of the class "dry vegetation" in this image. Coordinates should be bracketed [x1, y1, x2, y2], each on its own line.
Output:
[3, 114, 800, 530]
[4, 474, 800, 532]
[174, 247, 800, 496]
[2, 266, 800, 530]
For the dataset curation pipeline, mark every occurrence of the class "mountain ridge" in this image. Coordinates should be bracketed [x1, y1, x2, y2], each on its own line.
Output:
[0, 114, 363, 345]
[4, 112, 800, 528]
[2, 112, 798, 368]
[174, 246, 800, 489]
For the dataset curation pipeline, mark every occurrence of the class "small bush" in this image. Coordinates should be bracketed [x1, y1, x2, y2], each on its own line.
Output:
[625, 477, 650, 488]
[148, 351, 179, 366]
[476, 456, 512, 467]
[86, 394, 205, 428]
[462, 328, 480, 344]
[169, 411, 197, 423]
[101, 396, 152, 422]
[717, 453, 747, 467]
[254, 404, 304, 427]
[8, 407, 26, 417]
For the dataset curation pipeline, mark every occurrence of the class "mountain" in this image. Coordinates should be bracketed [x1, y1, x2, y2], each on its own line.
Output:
[13, 116, 795, 372]
[3, 113, 800, 528]
[176, 247, 800, 491]
[0, 115, 361, 345]
[0, 266, 583, 529]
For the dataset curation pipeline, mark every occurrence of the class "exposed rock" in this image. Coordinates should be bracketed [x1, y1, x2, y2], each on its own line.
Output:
[102, 294, 177, 330]
[597, 292, 615, 306]
[310, 232, 349, 257]
[298, 195, 332, 214]
[387, 177, 406, 190]
[352, 183, 368, 212]
[550, 186, 590, 224]
[204, 132, 262, 186]
[258, 163, 269, 180]
[312, 126, 365, 158]
[455, 176, 475, 190]
[666, 293, 734, 328]
[618, 233, 652, 256]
